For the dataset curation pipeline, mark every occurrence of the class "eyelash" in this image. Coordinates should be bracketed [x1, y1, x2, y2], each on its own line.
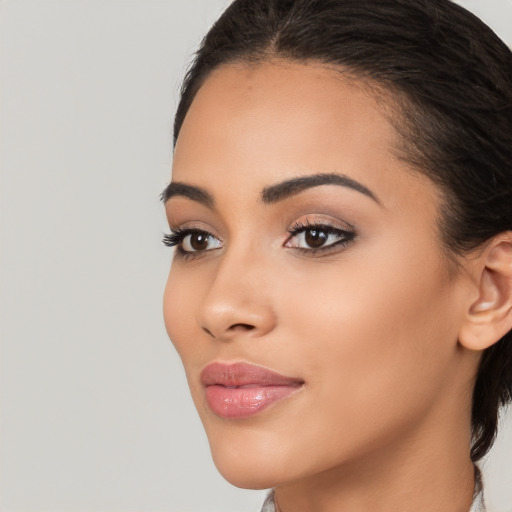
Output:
[162, 227, 196, 247]
[163, 222, 356, 259]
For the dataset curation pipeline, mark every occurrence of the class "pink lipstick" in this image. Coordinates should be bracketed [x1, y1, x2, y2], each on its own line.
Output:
[201, 362, 304, 419]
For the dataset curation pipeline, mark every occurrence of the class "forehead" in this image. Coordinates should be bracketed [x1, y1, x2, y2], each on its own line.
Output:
[171, 60, 432, 210]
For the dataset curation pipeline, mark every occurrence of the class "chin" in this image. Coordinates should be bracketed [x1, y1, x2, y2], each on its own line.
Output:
[212, 455, 281, 490]
[218, 469, 276, 490]
[205, 426, 291, 490]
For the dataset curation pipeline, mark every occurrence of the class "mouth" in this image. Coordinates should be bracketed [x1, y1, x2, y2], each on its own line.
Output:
[200, 362, 304, 419]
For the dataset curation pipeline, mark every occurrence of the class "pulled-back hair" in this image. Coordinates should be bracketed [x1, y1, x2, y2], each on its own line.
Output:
[173, 0, 512, 461]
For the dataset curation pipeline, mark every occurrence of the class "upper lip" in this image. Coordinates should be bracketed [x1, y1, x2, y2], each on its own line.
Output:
[200, 362, 304, 388]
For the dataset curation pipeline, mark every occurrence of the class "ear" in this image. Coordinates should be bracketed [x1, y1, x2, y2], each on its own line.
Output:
[458, 232, 512, 351]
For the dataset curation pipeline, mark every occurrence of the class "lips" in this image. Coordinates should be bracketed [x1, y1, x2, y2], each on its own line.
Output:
[201, 362, 304, 419]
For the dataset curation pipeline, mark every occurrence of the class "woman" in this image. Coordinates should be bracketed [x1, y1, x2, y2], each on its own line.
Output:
[162, 0, 512, 510]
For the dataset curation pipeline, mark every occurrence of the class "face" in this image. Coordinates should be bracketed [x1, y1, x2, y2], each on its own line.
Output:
[163, 61, 472, 490]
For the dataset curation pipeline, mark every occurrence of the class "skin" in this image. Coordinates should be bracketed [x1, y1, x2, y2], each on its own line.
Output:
[163, 60, 485, 512]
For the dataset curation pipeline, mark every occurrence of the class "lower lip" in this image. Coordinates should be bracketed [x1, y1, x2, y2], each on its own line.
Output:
[205, 384, 302, 419]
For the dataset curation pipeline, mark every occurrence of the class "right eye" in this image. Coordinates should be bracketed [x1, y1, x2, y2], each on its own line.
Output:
[163, 228, 223, 255]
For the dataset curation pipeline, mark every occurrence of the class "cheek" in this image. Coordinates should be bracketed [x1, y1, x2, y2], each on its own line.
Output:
[288, 228, 455, 348]
[278, 241, 458, 434]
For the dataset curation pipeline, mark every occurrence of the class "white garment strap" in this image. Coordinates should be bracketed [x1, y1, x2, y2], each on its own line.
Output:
[469, 489, 486, 512]
[260, 491, 276, 512]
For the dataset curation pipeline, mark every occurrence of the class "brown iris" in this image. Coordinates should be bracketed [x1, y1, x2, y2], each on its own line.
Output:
[305, 229, 328, 248]
[190, 232, 210, 251]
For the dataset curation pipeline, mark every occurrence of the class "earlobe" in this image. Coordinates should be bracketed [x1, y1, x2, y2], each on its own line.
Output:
[459, 233, 512, 351]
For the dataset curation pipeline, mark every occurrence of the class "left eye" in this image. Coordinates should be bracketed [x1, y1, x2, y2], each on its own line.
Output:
[285, 225, 354, 251]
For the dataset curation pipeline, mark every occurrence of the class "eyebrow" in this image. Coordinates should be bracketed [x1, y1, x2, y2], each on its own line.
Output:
[160, 182, 214, 208]
[261, 173, 381, 205]
[161, 172, 380, 208]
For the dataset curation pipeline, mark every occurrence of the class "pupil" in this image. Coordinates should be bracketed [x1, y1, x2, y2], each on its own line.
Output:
[305, 229, 327, 248]
[191, 233, 209, 251]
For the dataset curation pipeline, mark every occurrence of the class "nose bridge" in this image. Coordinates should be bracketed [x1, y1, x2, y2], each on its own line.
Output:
[198, 240, 276, 340]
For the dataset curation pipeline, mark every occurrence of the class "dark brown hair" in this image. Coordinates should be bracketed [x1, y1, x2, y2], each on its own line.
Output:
[173, 0, 512, 461]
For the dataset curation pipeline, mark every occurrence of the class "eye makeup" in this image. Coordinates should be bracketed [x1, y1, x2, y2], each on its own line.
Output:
[285, 219, 356, 256]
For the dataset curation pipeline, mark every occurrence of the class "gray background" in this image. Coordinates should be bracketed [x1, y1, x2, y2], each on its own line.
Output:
[0, 1, 511, 511]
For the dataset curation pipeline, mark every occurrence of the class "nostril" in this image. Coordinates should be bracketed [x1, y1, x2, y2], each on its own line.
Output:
[229, 323, 255, 331]
[202, 326, 215, 337]
[201, 323, 256, 339]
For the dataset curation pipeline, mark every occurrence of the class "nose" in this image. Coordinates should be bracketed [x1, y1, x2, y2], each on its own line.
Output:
[197, 252, 277, 341]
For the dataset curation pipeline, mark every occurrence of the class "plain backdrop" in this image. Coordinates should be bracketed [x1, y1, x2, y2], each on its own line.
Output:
[0, 1, 511, 511]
